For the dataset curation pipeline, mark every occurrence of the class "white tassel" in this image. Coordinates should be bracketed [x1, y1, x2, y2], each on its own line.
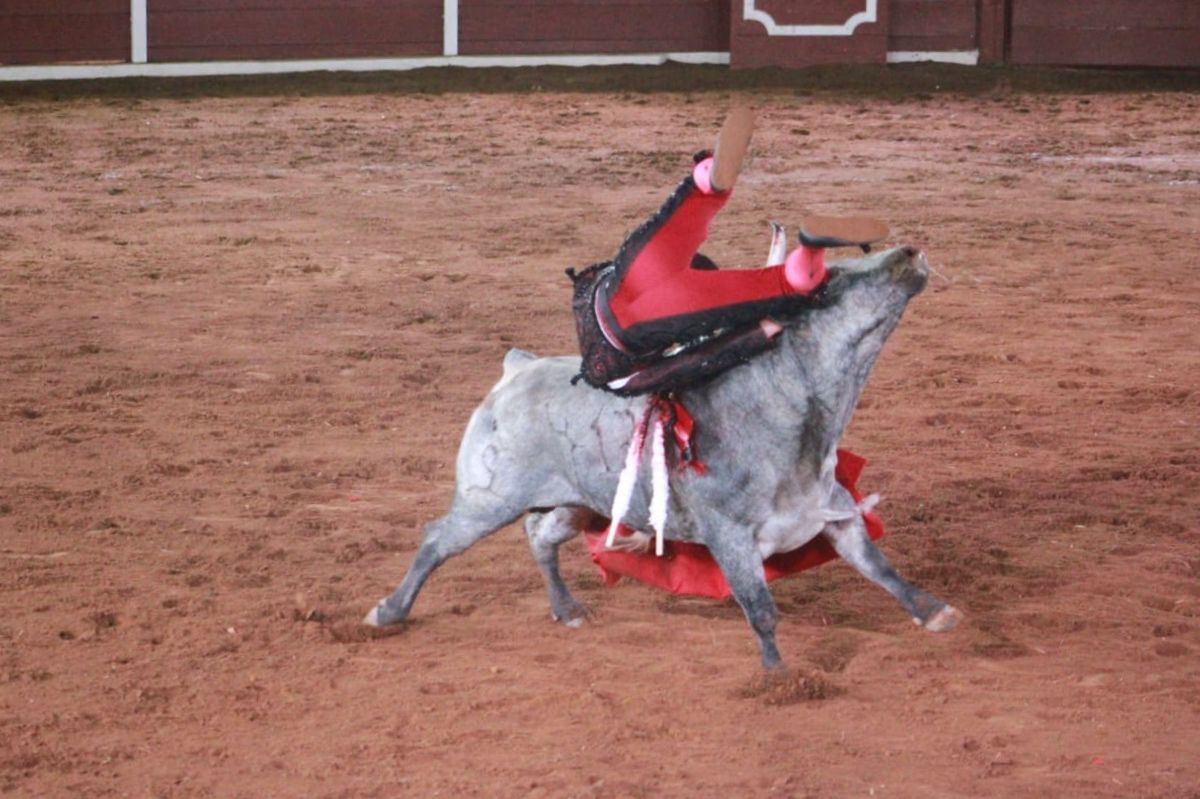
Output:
[605, 419, 646, 548]
[604, 402, 675, 558]
[649, 416, 669, 556]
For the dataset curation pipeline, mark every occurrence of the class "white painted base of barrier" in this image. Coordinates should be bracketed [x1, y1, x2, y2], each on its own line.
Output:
[0, 49, 986, 84]
[887, 50, 980, 66]
[0, 52, 730, 83]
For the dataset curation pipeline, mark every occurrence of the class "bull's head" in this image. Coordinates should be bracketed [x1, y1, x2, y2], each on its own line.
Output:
[796, 245, 928, 363]
[768, 245, 929, 438]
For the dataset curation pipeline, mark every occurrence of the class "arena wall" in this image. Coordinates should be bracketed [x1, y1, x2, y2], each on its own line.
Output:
[0, 0, 129, 66]
[887, 0, 977, 53]
[2, 0, 1198, 79]
[458, 0, 730, 56]
[730, 0, 891, 69]
[146, 0, 443, 62]
[1009, 0, 1200, 68]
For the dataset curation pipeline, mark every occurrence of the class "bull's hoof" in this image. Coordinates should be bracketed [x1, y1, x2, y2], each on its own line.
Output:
[921, 604, 963, 633]
[551, 600, 590, 628]
[364, 598, 413, 627]
[364, 600, 405, 627]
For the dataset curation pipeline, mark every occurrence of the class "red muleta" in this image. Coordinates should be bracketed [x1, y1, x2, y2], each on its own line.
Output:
[585, 448, 885, 599]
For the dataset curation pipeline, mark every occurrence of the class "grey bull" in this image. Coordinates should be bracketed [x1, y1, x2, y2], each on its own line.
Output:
[365, 245, 961, 669]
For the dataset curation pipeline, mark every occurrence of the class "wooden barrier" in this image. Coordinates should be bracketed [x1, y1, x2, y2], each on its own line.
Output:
[3, 0, 1199, 78]
[888, 0, 977, 53]
[0, 0, 129, 66]
[1010, 0, 1200, 68]
[146, 0, 443, 62]
[458, 0, 729, 56]
[732, 0, 890, 68]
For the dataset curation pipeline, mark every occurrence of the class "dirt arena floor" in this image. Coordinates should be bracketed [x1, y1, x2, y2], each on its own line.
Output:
[2, 67, 1198, 797]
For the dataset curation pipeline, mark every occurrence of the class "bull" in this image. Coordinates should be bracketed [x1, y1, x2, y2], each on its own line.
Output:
[365, 244, 961, 669]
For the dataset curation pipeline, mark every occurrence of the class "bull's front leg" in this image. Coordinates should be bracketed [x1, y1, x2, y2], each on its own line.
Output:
[822, 487, 962, 632]
[702, 525, 784, 670]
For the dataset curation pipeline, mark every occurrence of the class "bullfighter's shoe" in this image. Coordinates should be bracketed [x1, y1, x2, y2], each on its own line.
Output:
[784, 216, 890, 294]
[798, 215, 889, 252]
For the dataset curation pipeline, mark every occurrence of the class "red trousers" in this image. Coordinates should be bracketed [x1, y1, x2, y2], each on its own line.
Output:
[599, 171, 799, 354]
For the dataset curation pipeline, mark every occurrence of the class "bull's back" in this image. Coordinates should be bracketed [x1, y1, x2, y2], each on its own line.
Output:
[470, 350, 595, 458]
[447, 350, 624, 508]
[489, 348, 631, 469]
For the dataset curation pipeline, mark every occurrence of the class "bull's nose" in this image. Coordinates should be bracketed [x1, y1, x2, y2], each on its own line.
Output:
[885, 245, 923, 269]
[887, 245, 929, 292]
[896, 246, 927, 270]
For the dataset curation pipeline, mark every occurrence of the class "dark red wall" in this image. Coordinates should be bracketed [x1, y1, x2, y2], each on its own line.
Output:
[147, 0, 443, 62]
[1010, 0, 1200, 68]
[5, 0, 1200, 69]
[0, 0, 129, 65]
[731, 0, 889, 69]
[887, 0, 976, 52]
[976, 0, 1007, 63]
[459, 0, 730, 56]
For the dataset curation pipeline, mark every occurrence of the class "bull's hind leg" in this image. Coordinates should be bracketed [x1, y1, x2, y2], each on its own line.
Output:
[821, 490, 962, 632]
[524, 507, 599, 627]
[364, 498, 523, 627]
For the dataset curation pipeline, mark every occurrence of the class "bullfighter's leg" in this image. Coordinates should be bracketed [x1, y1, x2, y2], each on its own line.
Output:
[364, 498, 524, 627]
[708, 105, 753, 193]
[703, 527, 784, 670]
[524, 507, 599, 626]
[821, 488, 962, 632]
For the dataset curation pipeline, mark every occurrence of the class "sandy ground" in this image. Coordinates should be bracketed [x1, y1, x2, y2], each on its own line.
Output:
[1, 71, 1198, 798]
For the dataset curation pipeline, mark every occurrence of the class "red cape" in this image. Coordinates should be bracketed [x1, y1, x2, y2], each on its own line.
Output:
[584, 449, 884, 599]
